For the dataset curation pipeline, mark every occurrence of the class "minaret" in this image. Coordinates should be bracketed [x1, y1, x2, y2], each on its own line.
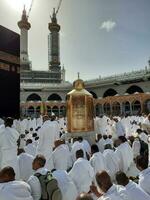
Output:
[18, 6, 31, 71]
[48, 8, 61, 73]
[61, 65, 66, 83]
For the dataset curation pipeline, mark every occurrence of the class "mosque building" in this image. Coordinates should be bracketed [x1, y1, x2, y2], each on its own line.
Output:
[19, 8, 150, 118]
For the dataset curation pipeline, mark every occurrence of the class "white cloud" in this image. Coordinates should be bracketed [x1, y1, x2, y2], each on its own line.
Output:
[100, 20, 116, 32]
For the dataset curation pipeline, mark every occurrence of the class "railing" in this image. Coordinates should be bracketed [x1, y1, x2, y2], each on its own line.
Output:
[85, 68, 150, 84]
[21, 81, 72, 88]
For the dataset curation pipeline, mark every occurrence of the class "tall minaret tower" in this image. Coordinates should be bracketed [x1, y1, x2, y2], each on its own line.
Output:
[48, 8, 61, 75]
[18, 6, 31, 71]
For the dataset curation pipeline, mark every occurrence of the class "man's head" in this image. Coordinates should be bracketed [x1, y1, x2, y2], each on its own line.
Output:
[30, 128, 33, 132]
[136, 129, 142, 134]
[91, 144, 99, 155]
[118, 136, 127, 144]
[35, 136, 39, 141]
[76, 149, 84, 159]
[135, 155, 148, 171]
[104, 144, 113, 150]
[0, 167, 15, 183]
[32, 133, 37, 138]
[103, 135, 107, 140]
[96, 171, 112, 193]
[43, 115, 49, 123]
[50, 115, 56, 121]
[25, 130, 29, 135]
[97, 134, 102, 141]
[113, 139, 121, 147]
[4, 117, 13, 128]
[26, 139, 32, 145]
[17, 148, 25, 155]
[128, 136, 135, 144]
[32, 154, 46, 170]
[113, 117, 118, 123]
[76, 193, 93, 200]
[77, 136, 83, 143]
[54, 140, 63, 148]
[116, 171, 129, 186]
[108, 135, 112, 139]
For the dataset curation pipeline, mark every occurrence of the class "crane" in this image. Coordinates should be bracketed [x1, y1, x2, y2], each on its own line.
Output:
[27, 0, 34, 18]
[55, 0, 63, 15]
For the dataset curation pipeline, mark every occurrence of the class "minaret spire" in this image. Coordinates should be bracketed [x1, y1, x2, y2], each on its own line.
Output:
[18, 7, 31, 71]
[78, 72, 80, 79]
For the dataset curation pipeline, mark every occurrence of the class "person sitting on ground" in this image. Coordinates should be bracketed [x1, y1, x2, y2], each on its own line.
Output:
[27, 155, 47, 200]
[103, 144, 120, 181]
[28, 154, 62, 200]
[90, 144, 107, 176]
[69, 149, 94, 194]
[0, 166, 33, 200]
[135, 155, 150, 195]
[17, 148, 34, 182]
[52, 139, 72, 171]
[115, 136, 133, 173]
[116, 171, 150, 200]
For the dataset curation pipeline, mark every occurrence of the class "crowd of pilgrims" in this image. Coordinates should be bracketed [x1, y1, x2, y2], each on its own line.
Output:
[0, 113, 150, 200]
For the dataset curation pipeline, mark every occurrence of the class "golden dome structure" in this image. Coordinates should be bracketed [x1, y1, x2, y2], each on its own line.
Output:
[66, 78, 94, 134]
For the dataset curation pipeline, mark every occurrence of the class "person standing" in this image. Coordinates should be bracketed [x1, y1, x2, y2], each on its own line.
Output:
[0, 117, 19, 177]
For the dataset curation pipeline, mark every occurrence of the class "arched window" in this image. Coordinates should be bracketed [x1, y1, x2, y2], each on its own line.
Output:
[122, 101, 130, 115]
[103, 103, 111, 115]
[27, 106, 34, 117]
[47, 106, 51, 115]
[126, 85, 144, 94]
[132, 101, 141, 115]
[60, 106, 66, 117]
[52, 106, 59, 116]
[103, 89, 118, 98]
[112, 102, 121, 116]
[26, 93, 41, 102]
[47, 93, 62, 101]
[89, 91, 98, 99]
[36, 106, 40, 117]
[143, 99, 150, 114]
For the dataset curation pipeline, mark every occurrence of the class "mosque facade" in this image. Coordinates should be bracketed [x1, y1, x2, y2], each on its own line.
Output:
[19, 9, 150, 117]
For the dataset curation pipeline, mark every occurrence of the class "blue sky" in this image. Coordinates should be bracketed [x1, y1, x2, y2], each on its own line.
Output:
[0, 0, 150, 82]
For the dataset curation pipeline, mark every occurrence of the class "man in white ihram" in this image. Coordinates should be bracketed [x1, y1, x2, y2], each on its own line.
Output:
[103, 144, 120, 181]
[69, 149, 94, 194]
[113, 117, 126, 137]
[116, 171, 150, 200]
[0, 166, 33, 200]
[115, 136, 133, 173]
[90, 144, 107, 176]
[17, 148, 34, 182]
[0, 118, 19, 177]
[52, 169, 78, 200]
[52, 140, 72, 171]
[27, 155, 48, 200]
[36, 115, 59, 170]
